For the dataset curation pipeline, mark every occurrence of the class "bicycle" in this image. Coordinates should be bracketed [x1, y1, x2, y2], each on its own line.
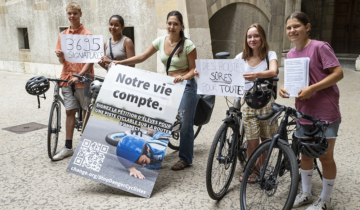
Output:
[168, 113, 202, 150]
[45, 77, 83, 160]
[205, 76, 279, 200]
[240, 102, 329, 210]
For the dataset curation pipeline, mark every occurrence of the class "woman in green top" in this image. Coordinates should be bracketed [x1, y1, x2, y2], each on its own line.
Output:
[113, 10, 198, 173]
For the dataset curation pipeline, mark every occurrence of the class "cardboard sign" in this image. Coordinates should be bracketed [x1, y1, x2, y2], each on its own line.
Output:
[66, 65, 186, 198]
[60, 34, 104, 63]
[195, 59, 245, 97]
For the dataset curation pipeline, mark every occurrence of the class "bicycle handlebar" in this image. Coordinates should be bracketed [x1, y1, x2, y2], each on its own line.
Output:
[258, 103, 329, 137]
[48, 78, 69, 82]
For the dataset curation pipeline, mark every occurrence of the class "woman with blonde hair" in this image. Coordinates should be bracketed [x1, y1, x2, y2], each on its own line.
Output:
[235, 23, 279, 183]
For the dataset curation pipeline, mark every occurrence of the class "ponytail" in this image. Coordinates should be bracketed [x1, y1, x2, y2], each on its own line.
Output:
[177, 27, 187, 57]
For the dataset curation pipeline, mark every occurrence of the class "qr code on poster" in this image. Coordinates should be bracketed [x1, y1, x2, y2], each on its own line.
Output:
[73, 139, 109, 172]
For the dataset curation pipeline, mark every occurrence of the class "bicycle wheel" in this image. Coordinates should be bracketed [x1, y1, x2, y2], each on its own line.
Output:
[168, 125, 201, 151]
[240, 141, 298, 210]
[47, 102, 60, 160]
[206, 122, 237, 200]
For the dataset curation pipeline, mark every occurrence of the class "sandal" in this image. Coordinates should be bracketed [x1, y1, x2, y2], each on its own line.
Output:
[171, 159, 190, 170]
[239, 172, 259, 183]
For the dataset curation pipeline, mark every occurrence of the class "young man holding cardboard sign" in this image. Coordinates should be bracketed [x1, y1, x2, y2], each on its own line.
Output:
[54, 2, 94, 161]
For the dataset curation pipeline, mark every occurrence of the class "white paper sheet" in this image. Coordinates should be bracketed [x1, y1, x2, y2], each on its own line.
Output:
[60, 34, 104, 63]
[284, 58, 310, 97]
[195, 59, 245, 97]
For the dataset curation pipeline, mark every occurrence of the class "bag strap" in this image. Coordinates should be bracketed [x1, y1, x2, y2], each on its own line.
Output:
[166, 41, 182, 75]
[266, 55, 269, 71]
[109, 38, 114, 60]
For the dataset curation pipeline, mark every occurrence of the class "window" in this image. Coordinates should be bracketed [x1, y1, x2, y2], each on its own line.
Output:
[122, 27, 135, 46]
[59, 27, 68, 33]
[18, 28, 29, 49]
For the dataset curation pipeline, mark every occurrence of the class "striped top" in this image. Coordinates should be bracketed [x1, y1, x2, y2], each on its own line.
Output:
[287, 40, 341, 125]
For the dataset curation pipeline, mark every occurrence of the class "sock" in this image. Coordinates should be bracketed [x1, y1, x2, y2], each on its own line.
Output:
[301, 169, 313, 195]
[65, 140, 73, 149]
[320, 178, 335, 202]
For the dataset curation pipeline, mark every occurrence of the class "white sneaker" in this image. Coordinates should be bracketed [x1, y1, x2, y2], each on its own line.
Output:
[293, 191, 313, 208]
[306, 197, 332, 210]
[53, 146, 74, 161]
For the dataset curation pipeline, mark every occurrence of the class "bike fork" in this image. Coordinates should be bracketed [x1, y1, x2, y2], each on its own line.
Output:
[259, 134, 281, 188]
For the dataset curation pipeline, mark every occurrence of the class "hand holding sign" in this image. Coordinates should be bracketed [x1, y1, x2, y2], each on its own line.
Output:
[61, 34, 104, 63]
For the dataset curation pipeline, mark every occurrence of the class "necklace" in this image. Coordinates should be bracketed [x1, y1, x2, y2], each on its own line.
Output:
[170, 37, 181, 47]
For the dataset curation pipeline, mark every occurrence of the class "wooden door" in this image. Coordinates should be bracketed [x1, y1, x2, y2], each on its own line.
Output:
[350, 0, 360, 53]
[332, 0, 360, 53]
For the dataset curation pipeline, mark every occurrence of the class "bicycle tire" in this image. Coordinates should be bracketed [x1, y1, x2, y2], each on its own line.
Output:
[47, 102, 60, 160]
[168, 125, 201, 151]
[206, 122, 237, 200]
[240, 141, 298, 210]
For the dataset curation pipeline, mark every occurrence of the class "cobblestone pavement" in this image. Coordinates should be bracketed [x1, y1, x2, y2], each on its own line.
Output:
[1, 68, 359, 209]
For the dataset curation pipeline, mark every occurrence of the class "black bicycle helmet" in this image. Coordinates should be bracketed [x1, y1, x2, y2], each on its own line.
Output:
[244, 82, 272, 109]
[298, 138, 329, 158]
[25, 76, 50, 95]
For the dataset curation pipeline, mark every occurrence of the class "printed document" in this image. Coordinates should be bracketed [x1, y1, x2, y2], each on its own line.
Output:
[284, 58, 310, 97]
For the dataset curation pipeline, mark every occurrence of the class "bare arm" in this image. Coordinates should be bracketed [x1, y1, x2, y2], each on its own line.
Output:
[67, 63, 94, 85]
[124, 38, 135, 67]
[173, 48, 197, 83]
[297, 66, 343, 100]
[55, 50, 65, 65]
[98, 41, 108, 70]
[243, 59, 278, 81]
[114, 44, 157, 66]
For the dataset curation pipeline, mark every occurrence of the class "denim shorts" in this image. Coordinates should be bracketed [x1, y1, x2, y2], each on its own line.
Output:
[294, 120, 341, 139]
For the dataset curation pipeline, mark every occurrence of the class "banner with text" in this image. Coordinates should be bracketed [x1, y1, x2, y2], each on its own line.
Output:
[195, 59, 245, 97]
[66, 65, 186, 198]
[61, 34, 104, 63]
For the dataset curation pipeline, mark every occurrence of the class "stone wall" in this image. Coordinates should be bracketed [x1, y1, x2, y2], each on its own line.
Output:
[208, 0, 285, 61]
[0, 0, 158, 77]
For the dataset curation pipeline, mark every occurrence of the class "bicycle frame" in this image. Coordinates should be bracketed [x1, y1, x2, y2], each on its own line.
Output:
[217, 98, 244, 164]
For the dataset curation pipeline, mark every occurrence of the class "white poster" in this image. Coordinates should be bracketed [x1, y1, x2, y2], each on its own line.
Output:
[195, 59, 246, 97]
[67, 65, 186, 198]
[60, 34, 104, 63]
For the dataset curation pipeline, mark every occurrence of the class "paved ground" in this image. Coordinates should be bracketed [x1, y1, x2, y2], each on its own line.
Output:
[1, 68, 359, 209]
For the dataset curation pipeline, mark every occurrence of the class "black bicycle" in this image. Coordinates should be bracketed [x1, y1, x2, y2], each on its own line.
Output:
[240, 103, 329, 210]
[46, 77, 83, 160]
[205, 77, 279, 200]
[168, 112, 202, 150]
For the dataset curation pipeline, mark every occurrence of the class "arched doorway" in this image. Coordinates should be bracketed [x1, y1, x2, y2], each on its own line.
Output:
[209, 2, 271, 58]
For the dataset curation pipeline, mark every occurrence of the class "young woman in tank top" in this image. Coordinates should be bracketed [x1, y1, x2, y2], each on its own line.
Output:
[98, 15, 135, 69]
[112, 10, 198, 178]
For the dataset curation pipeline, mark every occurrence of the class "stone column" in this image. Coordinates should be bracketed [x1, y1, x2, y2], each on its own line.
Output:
[281, 0, 301, 66]
[154, 0, 213, 74]
[356, 56, 360, 71]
